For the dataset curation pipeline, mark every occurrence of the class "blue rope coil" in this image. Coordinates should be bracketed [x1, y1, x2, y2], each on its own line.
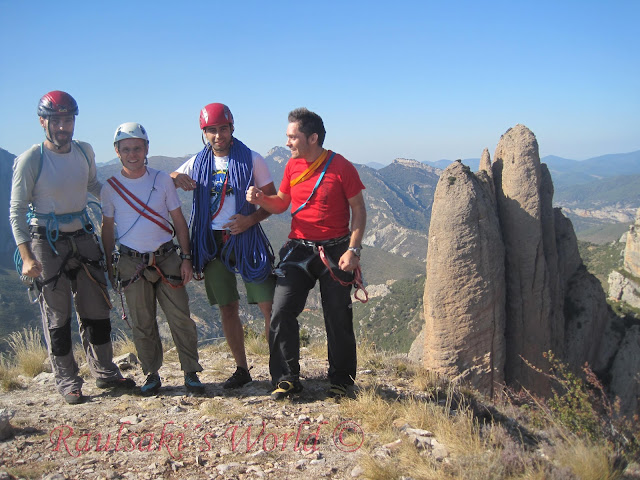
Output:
[189, 139, 273, 282]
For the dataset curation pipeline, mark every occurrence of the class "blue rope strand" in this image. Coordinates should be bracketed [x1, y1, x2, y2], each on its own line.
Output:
[189, 138, 273, 281]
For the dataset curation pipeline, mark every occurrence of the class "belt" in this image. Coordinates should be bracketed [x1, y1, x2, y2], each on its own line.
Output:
[30, 225, 93, 239]
[291, 234, 350, 248]
[119, 241, 176, 259]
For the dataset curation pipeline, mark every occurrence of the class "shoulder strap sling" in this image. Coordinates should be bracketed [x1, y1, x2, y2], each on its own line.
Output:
[107, 176, 174, 235]
[291, 152, 336, 216]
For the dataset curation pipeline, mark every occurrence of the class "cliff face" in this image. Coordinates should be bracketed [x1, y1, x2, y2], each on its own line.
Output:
[420, 125, 618, 400]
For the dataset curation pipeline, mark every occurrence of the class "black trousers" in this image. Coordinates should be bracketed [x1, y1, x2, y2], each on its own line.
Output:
[269, 239, 357, 386]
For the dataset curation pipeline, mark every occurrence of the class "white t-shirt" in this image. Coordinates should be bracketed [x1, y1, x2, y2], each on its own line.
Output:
[175, 150, 272, 230]
[101, 167, 181, 253]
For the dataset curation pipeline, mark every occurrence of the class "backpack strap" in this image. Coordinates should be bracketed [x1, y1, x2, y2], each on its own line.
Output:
[34, 141, 91, 186]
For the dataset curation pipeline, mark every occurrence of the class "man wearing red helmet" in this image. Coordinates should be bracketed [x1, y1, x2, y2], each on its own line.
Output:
[9, 91, 135, 405]
[172, 103, 276, 389]
[247, 107, 366, 400]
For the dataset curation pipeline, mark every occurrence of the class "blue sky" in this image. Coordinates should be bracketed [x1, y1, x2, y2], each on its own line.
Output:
[1, 1, 638, 166]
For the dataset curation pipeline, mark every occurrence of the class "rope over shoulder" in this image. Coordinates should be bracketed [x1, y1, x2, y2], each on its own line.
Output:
[189, 138, 274, 282]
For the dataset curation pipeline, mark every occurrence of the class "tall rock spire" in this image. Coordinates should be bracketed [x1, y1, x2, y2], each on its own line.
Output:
[423, 161, 505, 396]
[492, 124, 554, 394]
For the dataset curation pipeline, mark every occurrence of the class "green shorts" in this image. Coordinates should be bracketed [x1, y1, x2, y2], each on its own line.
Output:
[203, 258, 275, 306]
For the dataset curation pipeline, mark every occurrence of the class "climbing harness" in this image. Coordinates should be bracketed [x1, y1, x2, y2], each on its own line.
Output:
[26, 205, 98, 255]
[112, 244, 184, 328]
[22, 231, 112, 308]
[189, 139, 274, 282]
[274, 236, 368, 304]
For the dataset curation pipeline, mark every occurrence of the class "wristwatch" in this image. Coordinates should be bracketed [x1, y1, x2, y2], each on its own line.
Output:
[347, 246, 362, 257]
[180, 253, 192, 261]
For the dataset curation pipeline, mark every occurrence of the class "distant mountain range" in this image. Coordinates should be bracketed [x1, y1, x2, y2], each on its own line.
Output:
[1, 144, 639, 351]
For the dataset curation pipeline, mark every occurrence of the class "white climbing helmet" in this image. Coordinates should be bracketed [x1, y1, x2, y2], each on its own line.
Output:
[113, 122, 149, 145]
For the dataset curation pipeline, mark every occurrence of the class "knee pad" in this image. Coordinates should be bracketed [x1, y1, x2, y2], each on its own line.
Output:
[50, 321, 72, 356]
[80, 318, 112, 345]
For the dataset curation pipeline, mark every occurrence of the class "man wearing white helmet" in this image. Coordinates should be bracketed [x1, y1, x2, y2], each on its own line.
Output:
[10, 91, 135, 405]
[101, 122, 204, 395]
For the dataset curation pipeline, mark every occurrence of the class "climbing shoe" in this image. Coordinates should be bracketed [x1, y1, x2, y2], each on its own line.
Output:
[223, 366, 252, 389]
[184, 372, 205, 394]
[271, 380, 303, 400]
[327, 383, 349, 399]
[96, 377, 136, 390]
[64, 390, 84, 405]
[140, 372, 161, 395]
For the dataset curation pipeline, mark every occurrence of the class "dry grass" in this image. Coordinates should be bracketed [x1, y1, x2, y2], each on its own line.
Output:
[307, 338, 328, 360]
[244, 329, 269, 357]
[200, 398, 249, 422]
[552, 436, 624, 480]
[6, 461, 60, 480]
[112, 330, 137, 356]
[5, 328, 48, 378]
[339, 386, 399, 442]
[0, 354, 22, 391]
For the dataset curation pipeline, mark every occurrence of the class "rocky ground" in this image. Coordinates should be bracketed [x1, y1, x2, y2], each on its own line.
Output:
[0, 346, 403, 480]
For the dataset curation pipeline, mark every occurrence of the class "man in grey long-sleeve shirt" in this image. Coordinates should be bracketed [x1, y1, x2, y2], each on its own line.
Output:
[10, 91, 134, 405]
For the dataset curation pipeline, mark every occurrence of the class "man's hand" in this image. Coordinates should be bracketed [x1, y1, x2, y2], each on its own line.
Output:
[338, 250, 360, 272]
[180, 259, 193, 285]
[22, 257, 43, 278]
[223, 214, 253, 235]
[172, 173, 197, 191]
[246, 186, 263, 204]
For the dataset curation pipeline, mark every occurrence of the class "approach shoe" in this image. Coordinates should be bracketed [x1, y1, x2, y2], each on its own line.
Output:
[140, 372, 161, 395]
[96, 377, 136, 390]
[327, 383, 349, 399]
[271, 380, 303, 400]
[184, 372, 205, 394]
[223, 366, 252, 389]
[64, 390, 84, 405]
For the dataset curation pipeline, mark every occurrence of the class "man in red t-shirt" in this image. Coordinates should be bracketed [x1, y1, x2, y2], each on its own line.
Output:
[247, 107, 366, 400]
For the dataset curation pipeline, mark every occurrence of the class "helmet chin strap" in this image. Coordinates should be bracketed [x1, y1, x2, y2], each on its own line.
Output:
[45, 119, 71, 150]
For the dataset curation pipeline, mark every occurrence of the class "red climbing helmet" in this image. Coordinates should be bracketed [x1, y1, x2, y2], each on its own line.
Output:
[199, 103, 233, 129]
[37, 90, 79, 117]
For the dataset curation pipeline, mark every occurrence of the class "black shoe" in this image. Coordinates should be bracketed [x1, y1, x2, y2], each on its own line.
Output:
[184, 372, 205, 394]
[327, 383, 349, 399]
[96, 377, 136, 390]
[223, 366, 252, 389]
[141, 372, 161, 395]
[271, 380, 303, 400]
[64, 390, 85, 405]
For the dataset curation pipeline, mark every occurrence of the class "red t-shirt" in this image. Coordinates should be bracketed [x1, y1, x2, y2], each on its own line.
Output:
[280, 151, 365, 241]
